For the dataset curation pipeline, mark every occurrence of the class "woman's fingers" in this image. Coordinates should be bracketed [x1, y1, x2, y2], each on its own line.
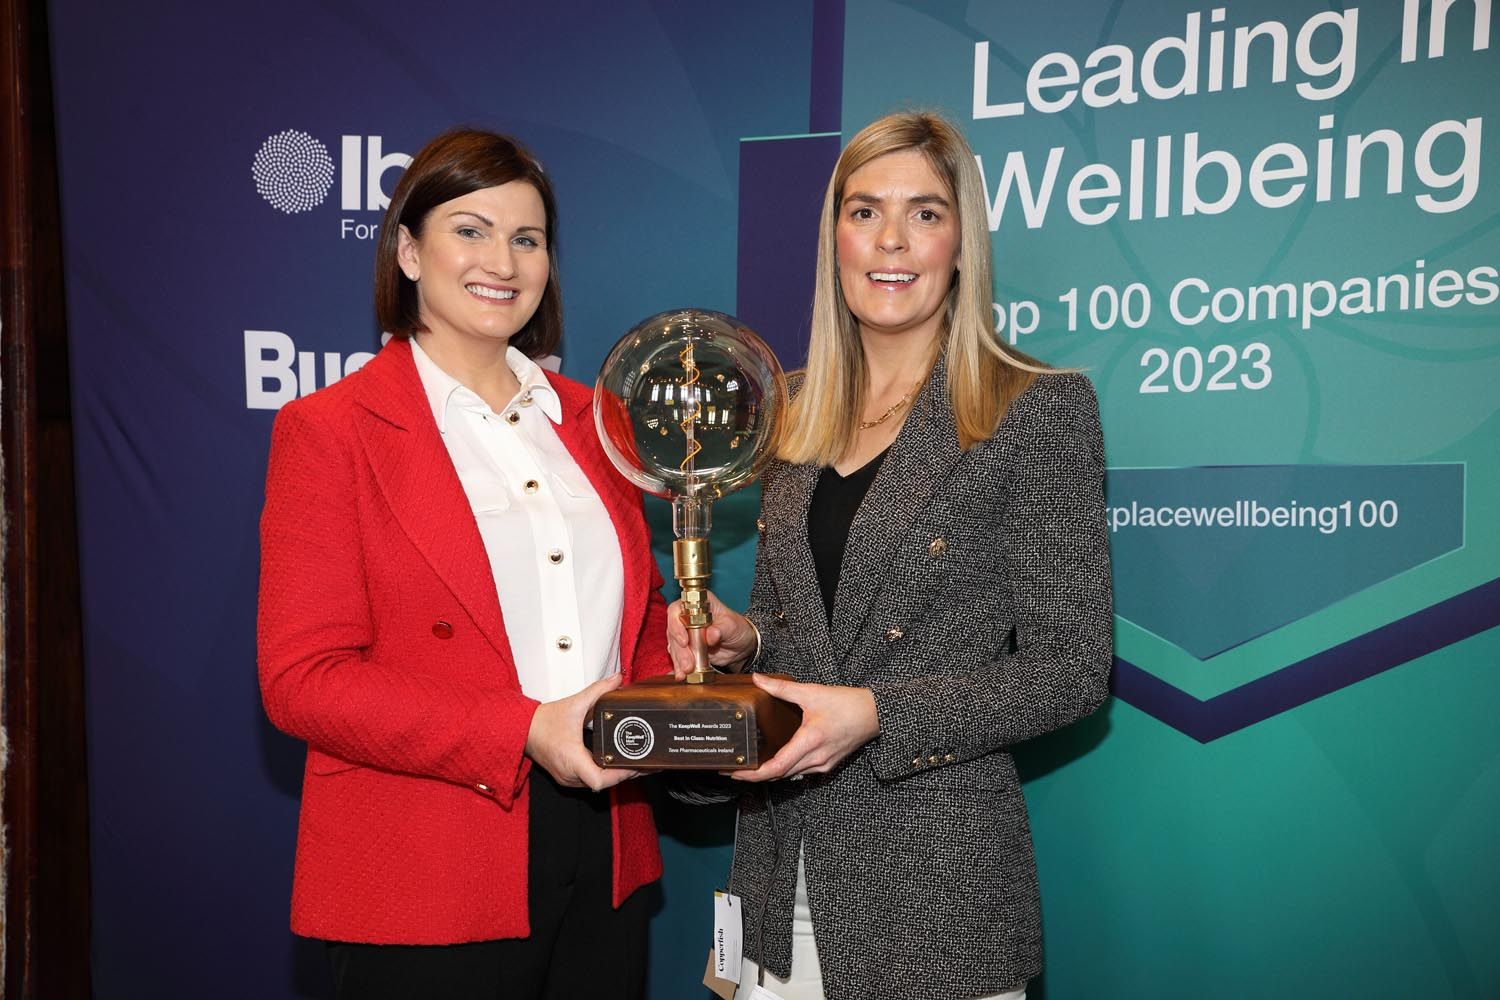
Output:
[536, 717, 641, 790]
[731, 680, 879, 781]
[568, 672, 623, 719]
[568, 749, 639, 791]
[667, 593, 737, 676]
[750, 672, 803, 702]
[731, 730, 818, 781]
[527, 675, 636, 787]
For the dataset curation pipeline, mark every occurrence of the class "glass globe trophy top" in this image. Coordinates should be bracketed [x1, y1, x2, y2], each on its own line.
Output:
[595, 309, 787, 684]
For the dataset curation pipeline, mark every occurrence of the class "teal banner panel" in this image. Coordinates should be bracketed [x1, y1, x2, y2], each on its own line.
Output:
[837, 2, 1499, 996]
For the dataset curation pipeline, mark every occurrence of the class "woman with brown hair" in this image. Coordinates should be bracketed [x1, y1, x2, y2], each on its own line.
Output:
[259, 128, 669, 999]
[669, 111, 1113, 1000]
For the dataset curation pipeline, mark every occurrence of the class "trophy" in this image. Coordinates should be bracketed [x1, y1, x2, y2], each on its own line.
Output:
[591, 309, 799, 770]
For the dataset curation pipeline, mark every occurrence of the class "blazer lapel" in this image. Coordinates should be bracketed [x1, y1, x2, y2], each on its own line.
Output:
[350, 341, 519, 683]
[829, 357, 963, 663]
[548, 377, 654, 682]
[761, 459, 842, 684]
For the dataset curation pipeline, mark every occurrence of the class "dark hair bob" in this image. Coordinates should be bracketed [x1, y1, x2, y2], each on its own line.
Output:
[374, 128, 562, 358]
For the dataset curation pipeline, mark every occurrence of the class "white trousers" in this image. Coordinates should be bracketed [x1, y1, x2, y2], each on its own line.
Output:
[734, 852, 1027, 1000]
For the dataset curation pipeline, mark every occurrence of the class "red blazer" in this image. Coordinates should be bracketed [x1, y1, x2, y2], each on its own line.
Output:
[258, 338, 669, 944]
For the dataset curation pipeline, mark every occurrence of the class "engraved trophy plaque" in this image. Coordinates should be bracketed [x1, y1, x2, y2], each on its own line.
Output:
[591, 309, 799, 770]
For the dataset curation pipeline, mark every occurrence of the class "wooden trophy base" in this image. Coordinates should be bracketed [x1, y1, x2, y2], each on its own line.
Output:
[591, 674, 802, 770]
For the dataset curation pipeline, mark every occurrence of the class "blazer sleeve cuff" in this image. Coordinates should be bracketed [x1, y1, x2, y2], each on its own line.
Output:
[472, 695, 541, 807]
[866, 680, 963, 781]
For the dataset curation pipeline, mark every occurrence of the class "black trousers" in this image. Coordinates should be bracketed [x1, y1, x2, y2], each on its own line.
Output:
[326, 772, 649, 1000]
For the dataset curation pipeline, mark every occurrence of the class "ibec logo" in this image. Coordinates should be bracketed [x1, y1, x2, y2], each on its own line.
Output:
[251, 129, 413, 239]
[244, 330, 393, 410]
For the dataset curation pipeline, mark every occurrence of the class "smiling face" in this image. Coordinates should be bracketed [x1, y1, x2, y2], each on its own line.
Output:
[835, 149, 961, 349]
[396, 181, 549, 352]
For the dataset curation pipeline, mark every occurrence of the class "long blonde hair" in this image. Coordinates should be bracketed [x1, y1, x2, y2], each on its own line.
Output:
[779, 112, 1051, 464]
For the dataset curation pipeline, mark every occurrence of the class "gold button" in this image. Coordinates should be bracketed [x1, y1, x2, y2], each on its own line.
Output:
[548, 549, 564, 564]
[944, 753, 956, 763]
[912, 757, 923, 768]
[928, 537, 947, 557]
[756, 517, 766, 534]
[504, 411, 520, 425]
[556, 635, 573, 651]
[524, 479, 540, 494]
[928, 755, 940, 765]
[885, 627, 904, 641]
[519, 392, 535, 407]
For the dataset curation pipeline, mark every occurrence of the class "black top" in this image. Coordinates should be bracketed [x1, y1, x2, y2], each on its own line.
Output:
[807, 448, 890, 622]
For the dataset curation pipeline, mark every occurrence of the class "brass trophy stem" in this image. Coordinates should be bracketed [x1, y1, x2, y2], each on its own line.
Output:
[673, 537, 713, 684]
[674, 340, 716, 684]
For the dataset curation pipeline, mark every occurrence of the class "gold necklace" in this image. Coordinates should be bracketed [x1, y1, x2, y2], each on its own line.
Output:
[858, 376, 924, 430]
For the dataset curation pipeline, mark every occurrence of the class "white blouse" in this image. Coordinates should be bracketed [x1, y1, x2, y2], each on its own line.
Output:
[410, 338, 625, 703]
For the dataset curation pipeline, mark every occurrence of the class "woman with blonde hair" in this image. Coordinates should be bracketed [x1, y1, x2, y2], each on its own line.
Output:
[668, 111, 1113, 1000]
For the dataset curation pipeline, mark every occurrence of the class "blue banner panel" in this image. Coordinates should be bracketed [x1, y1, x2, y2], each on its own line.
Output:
[736, 133, 841, 364]
[52, 2, 815, 996]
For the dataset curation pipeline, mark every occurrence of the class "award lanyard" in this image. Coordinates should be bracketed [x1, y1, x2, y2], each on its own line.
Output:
[726, 787, 780, 989]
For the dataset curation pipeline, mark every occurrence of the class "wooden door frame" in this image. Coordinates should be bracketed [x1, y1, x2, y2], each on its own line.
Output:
[3, 0, 92, 995]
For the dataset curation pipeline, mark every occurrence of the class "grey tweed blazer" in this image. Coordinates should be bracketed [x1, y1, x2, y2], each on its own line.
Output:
[728, 359, 1113, 1000]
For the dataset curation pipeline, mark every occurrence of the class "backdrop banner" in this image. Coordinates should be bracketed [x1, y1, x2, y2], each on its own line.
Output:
[50, 1, 1498, 997]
